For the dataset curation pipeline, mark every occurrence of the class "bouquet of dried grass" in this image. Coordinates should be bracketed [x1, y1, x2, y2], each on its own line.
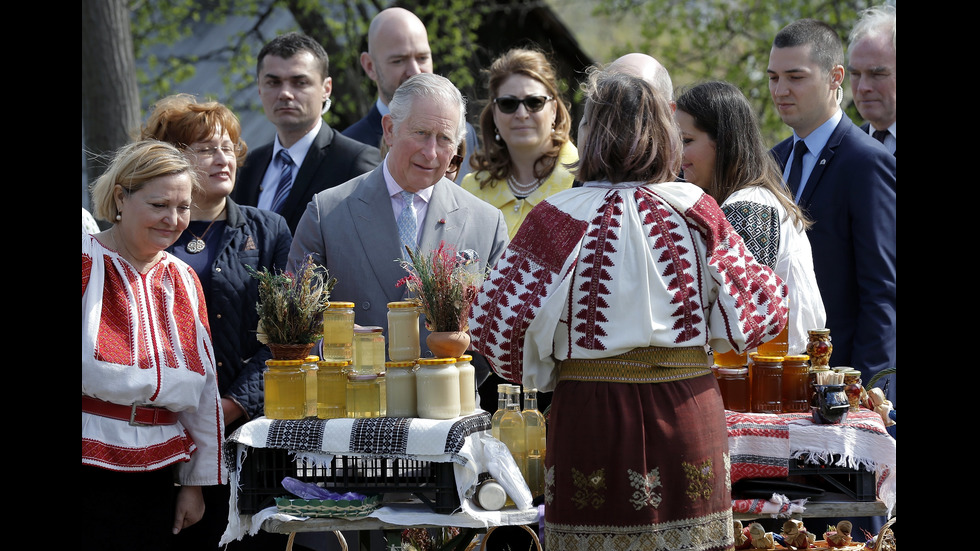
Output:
[397, 241, 484, 333]
[247, 254, 337, 345]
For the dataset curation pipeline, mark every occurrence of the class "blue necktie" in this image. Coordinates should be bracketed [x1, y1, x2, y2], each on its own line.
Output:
[271, 149, 294, 214]
[787, 139, 808, 202]
[397, 191, 418, 258]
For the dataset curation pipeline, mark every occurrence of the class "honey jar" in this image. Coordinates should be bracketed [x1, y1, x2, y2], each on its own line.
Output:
[781, 355, 810, 413]
[264, 359, 306, 420]
[316, 359, 349, 419]
[750, 354, 783, 414]
[416, 357, 460, 420]
[322, 302, 355, 362]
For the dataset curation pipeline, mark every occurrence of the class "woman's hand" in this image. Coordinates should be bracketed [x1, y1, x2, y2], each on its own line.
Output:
[172, 485, 205, 534]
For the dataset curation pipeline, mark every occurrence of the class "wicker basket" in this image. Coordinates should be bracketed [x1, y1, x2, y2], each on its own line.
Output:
[268, 342, 315, 360]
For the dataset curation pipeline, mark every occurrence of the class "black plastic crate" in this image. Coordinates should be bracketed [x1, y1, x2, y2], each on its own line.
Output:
[237, 447, 461, 514]
[788, 454, 875, 502]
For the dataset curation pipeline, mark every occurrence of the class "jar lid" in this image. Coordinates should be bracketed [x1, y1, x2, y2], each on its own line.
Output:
[717, 367, 748, 375]
[354, 326, 384, 333]
[808, 328, 830, 335]
[327, 302, 355, 308]
[418, 357, 456, 365]
[783, 354, 809, 361]
[266, 359, 304, 367]
[752, 355, 785, 363]
[387, 301, 419, 308]
[304, 355, 320, 362]
[385, 360, 416, 368]
[317, 360, 350, 368]
[347, 372, 379, 381]
[456, 354, 473, 362]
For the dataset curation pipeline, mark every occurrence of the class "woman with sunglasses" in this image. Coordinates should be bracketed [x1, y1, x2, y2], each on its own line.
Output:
[463, 47, 578, 239]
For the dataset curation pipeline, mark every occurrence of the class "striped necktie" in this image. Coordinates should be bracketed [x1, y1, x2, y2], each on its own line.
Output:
[271, 149, 294, 214]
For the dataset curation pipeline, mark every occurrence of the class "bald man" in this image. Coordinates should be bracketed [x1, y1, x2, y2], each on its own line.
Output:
[343, 7, 478, 182]
[607, 52, 675, 111]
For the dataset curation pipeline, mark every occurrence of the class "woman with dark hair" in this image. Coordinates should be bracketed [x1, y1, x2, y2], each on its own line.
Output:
[463, 47, 577, 239]
[470, 70, 788, 550]
[675, 80, 825, 355]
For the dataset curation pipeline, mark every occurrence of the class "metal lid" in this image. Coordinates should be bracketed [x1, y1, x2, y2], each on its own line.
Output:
[327, 302, 355, 308]
[418, 357, 456, 366]
[456, 354, 473, 362]
[265, 359, 304, 367]
[317, 360, 350, 368]
[385, 360, 417, 368]
[387, 301, 419, 308]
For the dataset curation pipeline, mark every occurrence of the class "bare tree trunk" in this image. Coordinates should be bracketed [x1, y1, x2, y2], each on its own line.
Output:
[82, 0, 141, 207]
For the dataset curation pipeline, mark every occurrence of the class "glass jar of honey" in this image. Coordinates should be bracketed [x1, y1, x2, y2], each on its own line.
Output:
[316, 359, 349, 419]
[302, 355, 319, 418]
[346, 372, 382, 419]
[322, 302, 355, 362]
[713, 346, 747, 368]
[385, 360, 417, 417]
[781, 355, 810, 413]
[416, 357, 460, 420]
[750, 354, 783, 414]
[264, 359, 306, 420]
[757, 299, 790, 357]
[456, 354, 477, 415]
[717, 367, 750, 412]
[387, 301, 421, 362]
[352, 326, 385, 375]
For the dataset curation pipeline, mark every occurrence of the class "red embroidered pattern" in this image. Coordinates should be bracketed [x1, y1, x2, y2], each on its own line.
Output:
[166, 264, 206, 376]
[81, 432, 196, 469]
[573, 193, 622, 350]
[82, 253, 92, 296]
[96, 255, 136, 366]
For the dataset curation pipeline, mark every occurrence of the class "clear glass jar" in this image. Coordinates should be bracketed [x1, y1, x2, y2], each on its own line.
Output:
[750, 354, 783, 414]
[346, 372, 382, 419]
[385, 360, 417, 417]
[302, 355, 319, 418]
[717, 367, 751, 413]
[322, 302, 355, 362]
[352, 326, 385, 374]
[456, 354, 477, 415]
[806, 328, 833, 369]
[781, 355, 811, 413]
[387, 301, 421, 362]
[415, 357, 460, 419]
[316, 359, 349, 419]
[264, 359, 306, 420]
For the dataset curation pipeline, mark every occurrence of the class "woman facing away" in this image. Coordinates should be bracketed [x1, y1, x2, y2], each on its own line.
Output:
[462, 47, 578, 240]
[675, 80, 826, 355]
[469, 69, 787, 550]
[83, 140, 225, 550]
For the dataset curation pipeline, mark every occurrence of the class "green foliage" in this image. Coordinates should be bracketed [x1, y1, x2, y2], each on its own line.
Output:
[593, 0, 885, 145]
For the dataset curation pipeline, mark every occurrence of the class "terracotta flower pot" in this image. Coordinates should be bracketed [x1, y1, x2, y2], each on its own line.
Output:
[426, 331, 470, 359]
[268, 342, 315, 360]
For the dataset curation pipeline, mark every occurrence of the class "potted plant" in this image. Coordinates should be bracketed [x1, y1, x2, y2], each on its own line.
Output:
[397, 241, 485, 358]
[247, 254, 337, 359]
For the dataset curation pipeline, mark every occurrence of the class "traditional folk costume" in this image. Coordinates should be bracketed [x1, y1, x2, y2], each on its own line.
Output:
[82, 233, 225, 548]
[470, 181, 787, 551]
[721, 186, 826, 355]
[462, 142, 578, 240]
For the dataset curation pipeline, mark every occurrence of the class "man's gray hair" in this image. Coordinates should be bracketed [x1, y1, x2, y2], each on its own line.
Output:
[387, 73, 467, 145]
[849, 4, 896, 52]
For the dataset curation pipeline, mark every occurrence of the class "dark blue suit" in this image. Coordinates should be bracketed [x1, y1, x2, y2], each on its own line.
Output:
[772, 116, 896, 383]
[341, 103, 384, 149]
[232, 123, 381, 234]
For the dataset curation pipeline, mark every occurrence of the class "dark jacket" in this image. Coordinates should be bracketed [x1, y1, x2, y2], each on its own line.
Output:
[171, 199, 292, 425]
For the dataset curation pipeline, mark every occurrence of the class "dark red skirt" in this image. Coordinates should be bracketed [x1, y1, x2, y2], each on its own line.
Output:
[544, 372, 735, 550]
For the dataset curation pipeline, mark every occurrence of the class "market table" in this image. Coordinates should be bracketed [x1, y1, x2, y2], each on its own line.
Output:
[726, 409, 896, 521]
[219, 411, 539, 549]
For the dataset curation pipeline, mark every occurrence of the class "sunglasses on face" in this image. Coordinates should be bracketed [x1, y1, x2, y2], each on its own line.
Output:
[492, 95, 554, 114]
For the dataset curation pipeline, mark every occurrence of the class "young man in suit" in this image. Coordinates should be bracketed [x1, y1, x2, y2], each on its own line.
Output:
[343, 7, 478, 183]
[288, 72, 508, 376]
[848, 4, 896, 155]
[232, 32, 381, 233]
[767, 18, 896, 400]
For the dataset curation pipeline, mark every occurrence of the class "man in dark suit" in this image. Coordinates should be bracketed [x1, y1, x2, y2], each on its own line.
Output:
[232, 32, 381, 234]
[848, 5, 896, 155]
[343, 7, 477, 183]
[289, 72, 508, 378]
[768, 19, 896, 397]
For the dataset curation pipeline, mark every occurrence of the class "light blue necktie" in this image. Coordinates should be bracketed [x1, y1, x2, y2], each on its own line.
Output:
[397, 190, 418, 258]
[271, 149, 294, 213]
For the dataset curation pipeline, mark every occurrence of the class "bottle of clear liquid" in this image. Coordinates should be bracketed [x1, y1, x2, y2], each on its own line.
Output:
[499, 385, 527, 486]
[490, 383, 510, 440]
[523, 388, 547, 498]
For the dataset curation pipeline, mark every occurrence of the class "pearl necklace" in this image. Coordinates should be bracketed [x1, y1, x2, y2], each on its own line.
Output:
[506, 175, 542, 213]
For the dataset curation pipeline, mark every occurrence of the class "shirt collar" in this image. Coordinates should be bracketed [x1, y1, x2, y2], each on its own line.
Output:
[383, 154, 434, 203]
[273, 118, 321, 167]
[376, 98, 390, 117]
[795, 109, 842, 156]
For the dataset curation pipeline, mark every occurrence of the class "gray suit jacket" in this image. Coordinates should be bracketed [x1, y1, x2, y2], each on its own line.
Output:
[287, 165, 509, 357]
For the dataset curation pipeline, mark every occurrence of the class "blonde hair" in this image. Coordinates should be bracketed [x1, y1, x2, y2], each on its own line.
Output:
[90, 140, 201, 222]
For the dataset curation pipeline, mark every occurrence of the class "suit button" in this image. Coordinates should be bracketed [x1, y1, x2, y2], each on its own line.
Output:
[361, 302, 371, 310]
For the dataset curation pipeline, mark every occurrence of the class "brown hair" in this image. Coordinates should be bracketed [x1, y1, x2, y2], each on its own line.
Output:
[470, 48, 572, 188]
[140, 93, 248, 165]
[573, 69, 680, 185]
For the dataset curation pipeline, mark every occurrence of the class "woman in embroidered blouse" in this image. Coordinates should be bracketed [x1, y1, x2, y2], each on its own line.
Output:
[462, 47, 578, 240]
[675, 81, 826, 355]
[470, 70, 787, 550]
[82, 140, 225, 550]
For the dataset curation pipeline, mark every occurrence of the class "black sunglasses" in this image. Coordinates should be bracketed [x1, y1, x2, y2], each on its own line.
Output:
[493, 95, 554, 114]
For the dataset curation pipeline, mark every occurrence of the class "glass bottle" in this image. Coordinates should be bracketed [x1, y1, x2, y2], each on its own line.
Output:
[346, 372, 382, 418]
[491, 384, 510, 439]
[523, 388, 547, 497]
[387, 301, 421, 362]
[352, 326, 386, 374]
[757, 298, 790, 357]
[499, 386, 528, 484]
[385, 360, 417, 417]
[717, 367, 751, 413]
[316, 359, 349, 419]
[750, 354, 783, 413]
[302, 355, 319, 418]
[264, 359, 306, 420]
[415, 357, 460, 419]
[322, 302, 355, 362]
[781, 355, 811, 413]
[456, 354, 477, 415]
